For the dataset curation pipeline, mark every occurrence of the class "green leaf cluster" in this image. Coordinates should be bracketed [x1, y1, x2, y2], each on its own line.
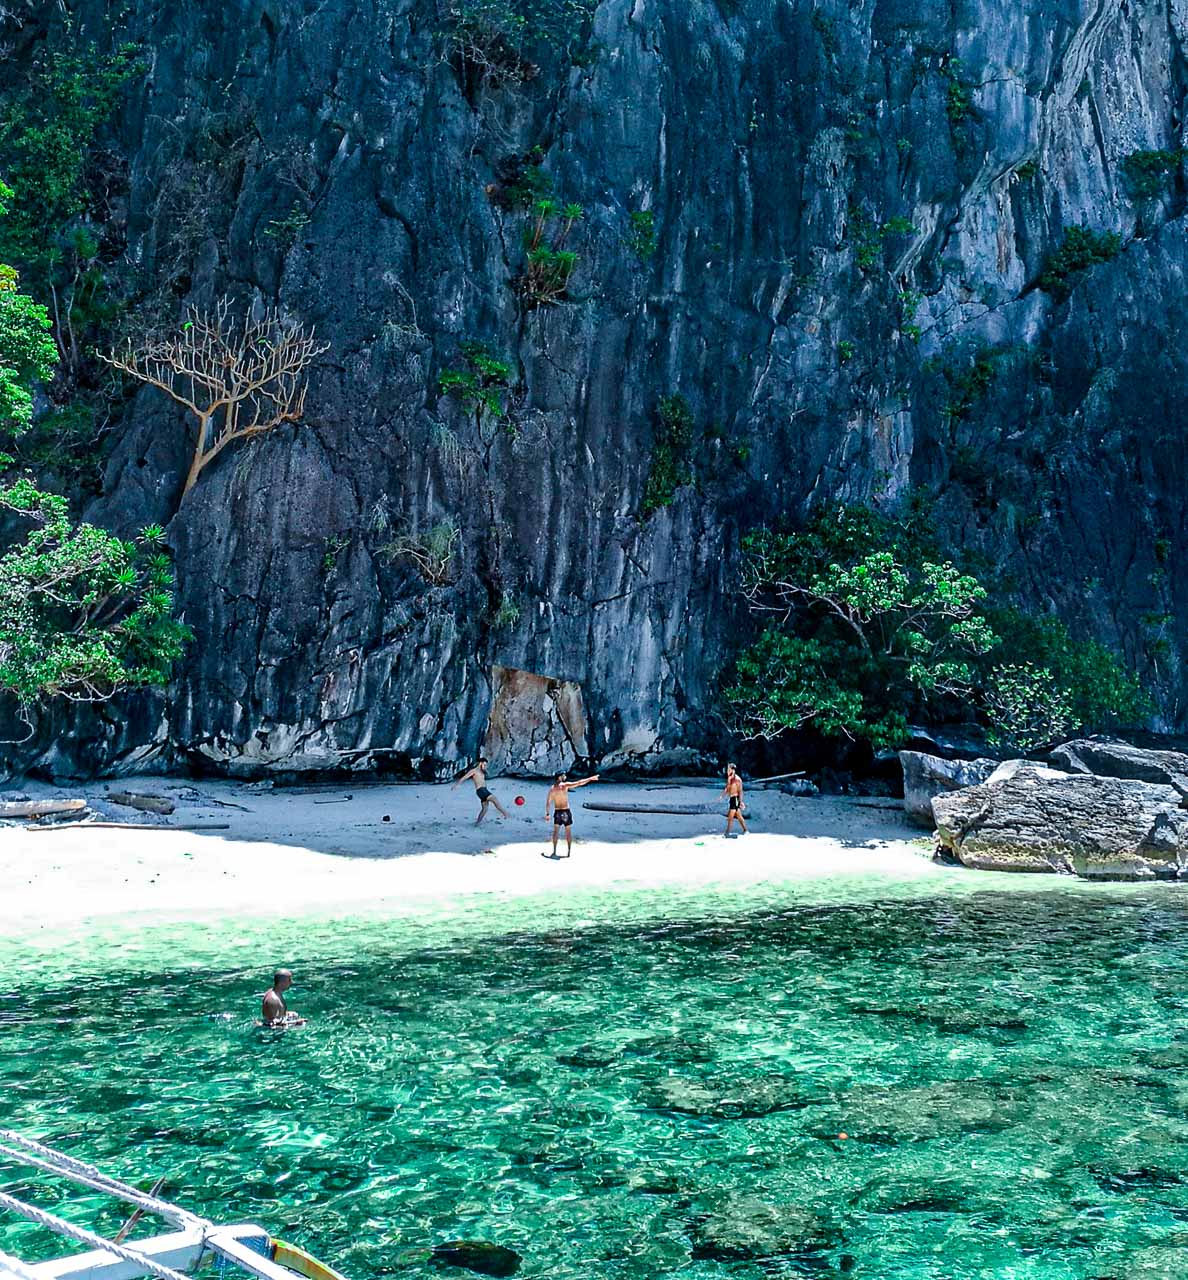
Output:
[0, 41, 142, 285]
[439, 341, 514, 435]
[726, 505, 1148, 751]
[642, 394, 696, 515]
[1038, 227, 1122, 302]
[0, 483, 190, 702]
[0, 226, 58, 433]
[1121, 148, 1183, 200]
[0, 182, 188, 705]
[627, 209, 657, 261]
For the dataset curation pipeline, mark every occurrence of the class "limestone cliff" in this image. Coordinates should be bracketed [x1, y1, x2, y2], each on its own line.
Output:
[5, 0, 1187, 776]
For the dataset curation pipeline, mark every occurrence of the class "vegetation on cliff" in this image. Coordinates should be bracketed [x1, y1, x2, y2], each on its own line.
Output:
[0, 178, 187, 711]
[725, 505, 1147, 753]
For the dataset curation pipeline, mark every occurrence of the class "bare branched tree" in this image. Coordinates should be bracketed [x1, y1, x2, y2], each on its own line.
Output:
[100, 298, 329, 498]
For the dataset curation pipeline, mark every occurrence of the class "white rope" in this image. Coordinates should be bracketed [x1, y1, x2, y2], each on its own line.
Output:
[0, 1248, 44, 1280]
[0, 1192, 195, 1280]
[0, 1132, 200, 1229]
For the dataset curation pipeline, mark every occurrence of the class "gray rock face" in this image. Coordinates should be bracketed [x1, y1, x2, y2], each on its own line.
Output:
[933, 760, 1188, 879]
[5, 0, 1187, 777]
[898, 750, 998, 826]
[1049, 739, 1188, 796]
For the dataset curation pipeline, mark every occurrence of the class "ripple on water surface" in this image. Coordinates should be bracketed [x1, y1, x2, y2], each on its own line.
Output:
[5, 880, 1188, 1279]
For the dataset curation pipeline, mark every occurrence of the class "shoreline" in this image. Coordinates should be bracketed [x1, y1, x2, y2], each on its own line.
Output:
[0, 775, 954, 936]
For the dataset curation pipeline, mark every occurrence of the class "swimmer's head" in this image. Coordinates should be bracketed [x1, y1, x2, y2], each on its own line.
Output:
[556, 773, 568, 784]
[727, 762, 737, 775]
[478, 756, 488, 766]
[273, 969, 293, 992]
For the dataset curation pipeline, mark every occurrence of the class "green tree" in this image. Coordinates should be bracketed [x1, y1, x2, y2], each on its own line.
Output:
[0, 179, 188, 709]
[0, 182, 58, 432]
[726, 505, 1147, 752]
[729, 508, 995, 746]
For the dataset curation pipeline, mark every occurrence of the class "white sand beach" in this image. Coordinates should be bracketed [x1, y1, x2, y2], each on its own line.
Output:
[0, 776, 944, 934]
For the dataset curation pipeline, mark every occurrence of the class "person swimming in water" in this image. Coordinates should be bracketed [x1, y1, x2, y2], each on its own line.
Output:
[543, 771, 600, 859]
[452, 756, 509, 824]
[261, 969, 305, 1027]
[722, 763, 748, 837]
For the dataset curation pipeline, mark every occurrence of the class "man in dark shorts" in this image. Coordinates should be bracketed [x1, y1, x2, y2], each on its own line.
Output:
[452, 756, 508, 824]
[543, 771, 600, 858]
[723, 762, 748, 837]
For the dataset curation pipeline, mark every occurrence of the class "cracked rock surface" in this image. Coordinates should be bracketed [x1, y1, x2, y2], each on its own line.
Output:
[933, 759, 1188, 879]
[6, 0, 1187, 777]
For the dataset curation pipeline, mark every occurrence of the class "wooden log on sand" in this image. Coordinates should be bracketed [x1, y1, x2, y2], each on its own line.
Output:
[26, 821, 231, 832]
[0, 798, 87, 819]
[583, 801, 718, 816]
[109, 790, 176, 815]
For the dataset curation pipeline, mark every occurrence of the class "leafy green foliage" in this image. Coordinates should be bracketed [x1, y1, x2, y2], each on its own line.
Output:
[0, 234, 58, 434]
[439, 342, 514, 436]
[850, 209, 915, 271]
[443, 0, 598, 91]
[726, 505, 1149, 751]
[627, 209, 657, 261]
[980, 663, 1078, 753]
[979, 608, 1150, 734]
[1038, 227, 1122, 301]
[724, 631, 907, 749]
[520, 199, 582, 306]
[0, 41, 142, 286]
[0, 478, 188, 703]
[945, 60, 972, 124]
[1121, 148, 1183, 199]
[0, 186, 188, 704]
[941, 347, 1000, 422]
[642, 394, 696, 516]
[838, 339, 856, 365]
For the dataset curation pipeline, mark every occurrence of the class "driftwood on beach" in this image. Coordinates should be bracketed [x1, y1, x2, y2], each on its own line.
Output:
[0, 799, 87, 819]
[583, 801, 721, 816]
[25, 821, 231, 833]
[109, 790, 176, 815]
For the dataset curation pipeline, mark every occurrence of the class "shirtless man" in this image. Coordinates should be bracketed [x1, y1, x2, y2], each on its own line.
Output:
[543, 771, 600, 858]
[261, 969, 305, 1028]
[452, 756, 508, 824]
[723, 763, 748, 837]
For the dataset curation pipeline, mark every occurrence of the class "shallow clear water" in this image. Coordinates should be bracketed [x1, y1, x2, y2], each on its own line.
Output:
[5, 880, 1188, 1280]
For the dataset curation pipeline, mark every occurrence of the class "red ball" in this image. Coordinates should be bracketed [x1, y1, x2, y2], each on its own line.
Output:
[515, 795, 525, 806]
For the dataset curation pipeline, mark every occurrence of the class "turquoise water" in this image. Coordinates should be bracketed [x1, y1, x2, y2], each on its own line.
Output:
[5, 880, 1188, 1279]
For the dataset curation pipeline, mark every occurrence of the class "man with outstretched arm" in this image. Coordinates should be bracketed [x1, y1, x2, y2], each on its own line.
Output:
[543, 771, 600, 859]
[452, 756, 509, 824]
[723, 762, 748, 837]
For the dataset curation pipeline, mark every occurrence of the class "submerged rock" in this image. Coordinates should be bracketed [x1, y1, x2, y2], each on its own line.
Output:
[932, 760, 1188, 879]
[898, 751, 998, 826]
[430, 1241, 522, 1278]
[807, 1080, 1028, 1145]
[644, 1073, 817, 1119]
[690, 1193, 838, 1262]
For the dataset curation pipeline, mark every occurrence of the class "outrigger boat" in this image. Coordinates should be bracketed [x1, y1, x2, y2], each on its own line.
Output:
[0, 1130, 348, 1280]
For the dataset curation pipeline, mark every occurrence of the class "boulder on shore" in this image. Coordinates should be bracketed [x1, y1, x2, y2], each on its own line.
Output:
[898, 750, 998, 826]
[1049, 739, 1188, 801]
[932, 760, 1188, 879]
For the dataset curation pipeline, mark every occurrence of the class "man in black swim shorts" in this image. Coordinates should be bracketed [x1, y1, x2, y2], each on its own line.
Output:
[452, 756, 509, 824]
[544, 771, 599, 858]
[723, 762, 748, 836]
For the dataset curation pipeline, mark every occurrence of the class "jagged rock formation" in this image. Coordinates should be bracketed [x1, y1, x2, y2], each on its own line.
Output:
[5, 0, 1187, 777]
[933, 759, 1188, 879]
[1050, 738, 1188, 794]
[898, 749, 998, 826]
